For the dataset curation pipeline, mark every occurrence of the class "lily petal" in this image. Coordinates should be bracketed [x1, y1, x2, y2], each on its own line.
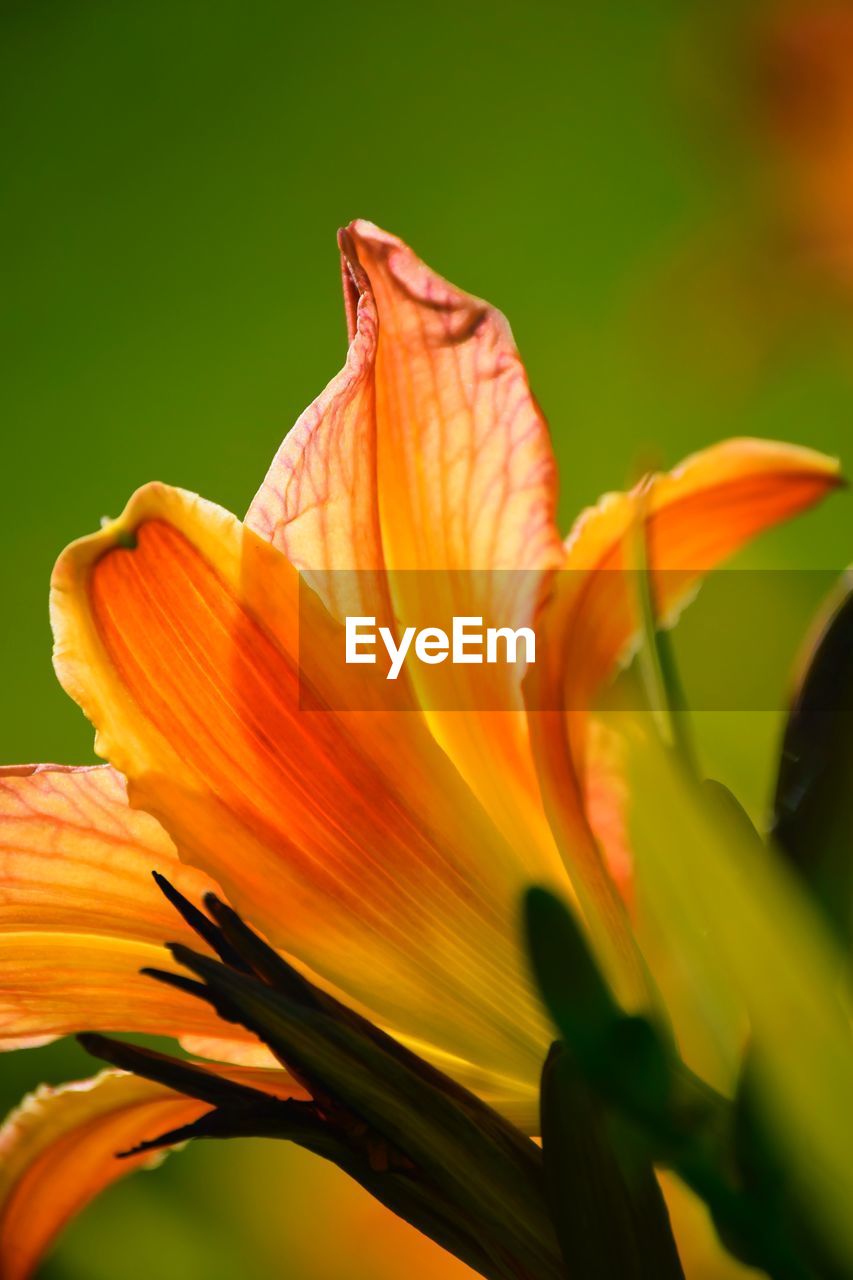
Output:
[249, 222, 561, 602]
[536, 438, 842, 762]
[0, 1071, 207, 1280]
[1, 933, 226, 1046]
[0, 764, 258, 1052]
[50, 483, 550, 1092]
[526, 438, 842, 1000]
[248, 221, 564, 876]
[0, 763, 205, 942]
[0, 1062, 299, 1280]
[346, 220, 562, 581]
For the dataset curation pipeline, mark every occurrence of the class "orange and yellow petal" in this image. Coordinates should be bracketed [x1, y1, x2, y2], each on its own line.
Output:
[252, 220, 562, 591]
[50, 483, 550, 1092]
[0, 1071, 207, 1280]
[346, 220, 562, 582]
[0, 1063, 300, 1280]
[250, 221, 564, 879]
[0, 763, 209, 943]
[559, 438, 843, 711]
[344, 222, 565, 873]
[1, 932, 243, 1047]
[0, 763, 259, 1052]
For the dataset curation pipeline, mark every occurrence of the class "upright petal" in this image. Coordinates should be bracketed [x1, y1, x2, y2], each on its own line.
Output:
[248, 222, 564, 877]
[343, 222, 565, 877]
[0, 1071, 207, 1280]
[347, 219, 562, 582]
[50, 484, 550, 1094]
[0, 764, 258, 1052]
[248, 221, 562, 597]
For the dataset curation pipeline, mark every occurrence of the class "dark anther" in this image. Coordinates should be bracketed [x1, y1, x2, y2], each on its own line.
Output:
[202, 892, 324, 1008]
[138, 966, 212, 1003]
[76, 1033, 273, 1110]
[151, 871, 254, 973]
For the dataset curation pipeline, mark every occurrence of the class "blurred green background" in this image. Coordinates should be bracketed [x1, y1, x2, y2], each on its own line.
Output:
[1, 0, 850, 1276]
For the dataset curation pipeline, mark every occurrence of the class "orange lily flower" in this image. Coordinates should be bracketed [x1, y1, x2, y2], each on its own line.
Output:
[0, 220, 841, 1278]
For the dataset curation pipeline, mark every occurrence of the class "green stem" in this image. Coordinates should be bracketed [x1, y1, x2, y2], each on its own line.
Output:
[632, 483, 699, 777]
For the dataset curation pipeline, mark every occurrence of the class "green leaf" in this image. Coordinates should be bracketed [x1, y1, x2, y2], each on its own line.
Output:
[632, 500, 698, 777]
[524, 886, 620, 1061]
[524, 886, 713, 1145]
[540, 1042, 685, 1279]
[625, 726, 853, 1271]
